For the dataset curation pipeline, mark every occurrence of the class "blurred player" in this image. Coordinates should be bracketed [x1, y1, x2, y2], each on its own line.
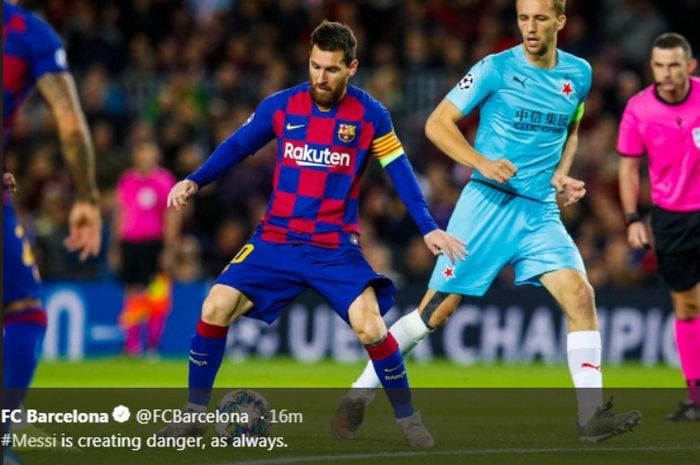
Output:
[617, 32, 700, 421]
[3, 0, 101, 461]
[157, 20, 466, 447]
[113, 139, 177, 357]
[332, 0, 642, 443]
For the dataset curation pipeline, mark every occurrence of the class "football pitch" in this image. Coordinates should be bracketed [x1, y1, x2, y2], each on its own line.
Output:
[14, 358, 699, 465]
[33, 356, 685, 387]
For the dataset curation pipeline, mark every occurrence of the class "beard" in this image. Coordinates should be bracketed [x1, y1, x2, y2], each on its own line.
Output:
[310, 82, 346, 108]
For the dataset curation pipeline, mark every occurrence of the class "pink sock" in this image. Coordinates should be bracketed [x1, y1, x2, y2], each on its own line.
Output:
[675, 317, 700, 404]
[147, 313, 167, 352]
[124, 325, 142, 355]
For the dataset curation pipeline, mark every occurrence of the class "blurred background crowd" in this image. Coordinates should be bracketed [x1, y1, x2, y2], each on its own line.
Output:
[6, 0, 699, 292]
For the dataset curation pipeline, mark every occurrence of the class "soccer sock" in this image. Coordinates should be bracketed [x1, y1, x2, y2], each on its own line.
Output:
[188, 319, 228, 408]
[674, 317, 700, 405]
[365, 333, 414, 419]
[566, 330, 603, 425]
[3, 317, 47, 411]
[350, 309, 431, 398]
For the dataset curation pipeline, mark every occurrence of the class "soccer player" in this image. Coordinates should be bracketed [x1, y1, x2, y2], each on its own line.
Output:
[617, 32, 700, 421]
[157, 20, 466, 447]
[3, 0, 101, 461]
[332, 0, 642, 443]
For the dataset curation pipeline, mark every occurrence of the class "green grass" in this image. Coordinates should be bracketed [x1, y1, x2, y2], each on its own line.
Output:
[33, 356, 685, 388]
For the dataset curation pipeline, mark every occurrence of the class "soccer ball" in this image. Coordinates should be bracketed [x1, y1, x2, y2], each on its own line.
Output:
[215, 389, 272, 439]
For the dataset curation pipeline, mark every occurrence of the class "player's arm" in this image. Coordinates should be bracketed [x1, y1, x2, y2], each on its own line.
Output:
[169, 99, 277, 210]
[425, 99, 516, 184]
[372, 120, 466, 263]
[551, 116, 586, 207]
[37, 72, 102, 260]
[425, 57, 516, 184]
[616, 100, 649, 249]
[37, 72, 98, 204]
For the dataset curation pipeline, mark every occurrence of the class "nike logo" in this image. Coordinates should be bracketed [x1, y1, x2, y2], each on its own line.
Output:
[581, 362, 601, 371]
[286, 123, 305, 130]
[190, 351, 209, 356]
[384, 363, 404, 373]
[513, 75, 529, 88]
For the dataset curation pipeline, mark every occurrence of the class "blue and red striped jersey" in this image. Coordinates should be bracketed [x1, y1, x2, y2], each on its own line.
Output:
[3, 1, 67, 138]
[223, 82, 406, 248]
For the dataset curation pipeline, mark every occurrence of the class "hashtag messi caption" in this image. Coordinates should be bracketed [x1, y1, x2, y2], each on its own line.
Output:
[7, 432, 288, 451]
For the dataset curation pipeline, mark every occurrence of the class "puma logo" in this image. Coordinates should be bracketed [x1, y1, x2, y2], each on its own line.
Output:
[581, 362, 601, 371]
[513, 75, 529, 88]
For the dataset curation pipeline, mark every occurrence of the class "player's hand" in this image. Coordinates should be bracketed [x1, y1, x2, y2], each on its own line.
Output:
[552, 173, 586, 207]
[423, 229, 468, 264]
[167, 180, 199, 210]
[64, 201, 102, 261]
[627, 222, 651, 250]
[474, 158, 517, 184]
[3, 172, 17, 194]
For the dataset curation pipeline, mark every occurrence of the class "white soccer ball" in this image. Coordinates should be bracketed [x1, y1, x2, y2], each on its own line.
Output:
[215, 389, 272, 439]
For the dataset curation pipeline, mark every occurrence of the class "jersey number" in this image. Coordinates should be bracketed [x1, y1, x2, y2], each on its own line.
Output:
[15, 225, 36, 267]
[230, 244, 255, 264]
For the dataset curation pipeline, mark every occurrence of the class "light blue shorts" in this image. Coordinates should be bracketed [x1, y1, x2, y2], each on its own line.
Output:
[428, 181, 585, 296]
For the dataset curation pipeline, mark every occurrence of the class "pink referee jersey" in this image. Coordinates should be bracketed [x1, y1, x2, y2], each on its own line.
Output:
[617, 76, 700, 212]
[116, 167, 176, 242]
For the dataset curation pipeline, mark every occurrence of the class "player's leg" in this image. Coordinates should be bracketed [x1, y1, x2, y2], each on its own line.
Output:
[350, 290, 462, 392]
[3, 204, 52, 450]
[155, 283, 253, 438]
[666, 283, 700, 421]
[514, 199, 640, 442]
[158, 238, 306, 437]
[333, 182, 513, 439]
[347, 286, 433, 446]
[539, 270, 641, 442]
[3, 205, 47, 412]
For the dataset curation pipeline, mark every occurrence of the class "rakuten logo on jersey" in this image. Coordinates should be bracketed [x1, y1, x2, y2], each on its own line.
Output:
[283, 142, 351, 168]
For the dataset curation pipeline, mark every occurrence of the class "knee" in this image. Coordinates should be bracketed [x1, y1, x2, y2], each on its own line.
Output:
[352, 315, 387, 345]
[565, 279, 596, 323]
[201, 293, 235, 326]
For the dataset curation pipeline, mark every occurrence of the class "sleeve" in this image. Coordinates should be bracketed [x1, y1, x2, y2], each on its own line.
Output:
[28, 17, 68, 81]
[371, 103, 438, 235]
[370, 104, 405, 167]
[572, 61, 592, 123]
[187, 95, 278, 187]
[445, 55, 501, 116]
[616, 100, 645, 157]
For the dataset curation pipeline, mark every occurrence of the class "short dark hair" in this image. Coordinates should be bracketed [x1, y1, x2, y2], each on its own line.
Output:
[652, 32, 693, 59]
[310, 20, 357, 66]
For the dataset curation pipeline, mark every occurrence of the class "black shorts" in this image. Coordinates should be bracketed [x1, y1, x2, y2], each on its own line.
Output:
[650, 206, 700, 291]
[120, 240, 162, 286]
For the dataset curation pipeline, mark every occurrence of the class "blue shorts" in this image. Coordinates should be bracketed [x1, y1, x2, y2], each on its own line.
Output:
[428, 181, 585, 296]
[215, 234, 396, 324]
[3, 203, 42, 306]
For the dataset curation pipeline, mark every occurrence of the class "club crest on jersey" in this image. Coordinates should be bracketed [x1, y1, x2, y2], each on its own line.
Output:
[442, 266, 456, 280]
[560, 81, 574, 98]
[337, 123, 356, 143]
[693, 127, 700, 149]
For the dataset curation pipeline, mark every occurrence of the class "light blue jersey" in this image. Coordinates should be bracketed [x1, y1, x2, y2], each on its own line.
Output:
[429, 45, 591, 296]
[446, 45, 592, 203]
